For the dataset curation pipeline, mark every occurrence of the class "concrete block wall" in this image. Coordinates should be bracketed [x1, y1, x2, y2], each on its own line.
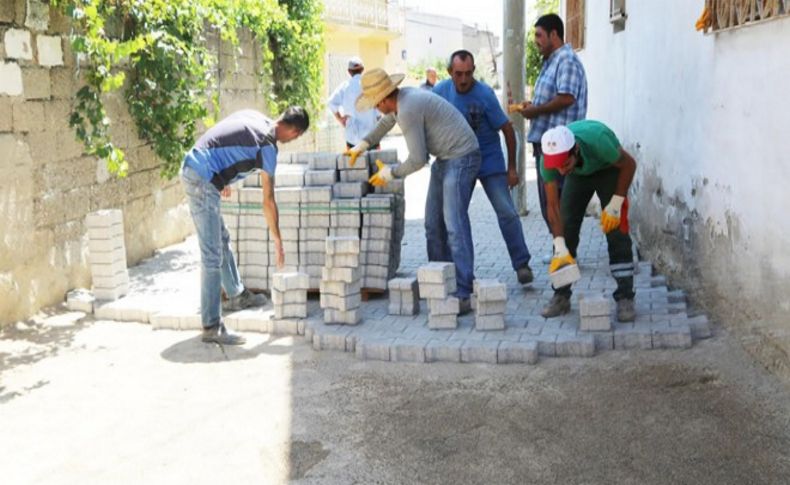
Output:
[0, 0, 274, 324]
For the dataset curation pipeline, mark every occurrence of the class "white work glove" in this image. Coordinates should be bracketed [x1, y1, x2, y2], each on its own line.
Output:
[549, 237, 576, 273]
[368, 160, 393, 187]
[601, 195, 625, 234]
[343, 140, 370, 167]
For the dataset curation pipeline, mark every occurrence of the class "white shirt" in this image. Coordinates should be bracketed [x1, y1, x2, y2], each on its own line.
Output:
[327, 74, 379, 145]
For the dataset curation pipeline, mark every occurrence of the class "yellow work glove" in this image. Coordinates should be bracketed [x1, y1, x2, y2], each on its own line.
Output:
[600, 195, 625, 234]
[343, 140, 370, 167]
[549, 237, 577, 273]
[368, 159, 393, 187]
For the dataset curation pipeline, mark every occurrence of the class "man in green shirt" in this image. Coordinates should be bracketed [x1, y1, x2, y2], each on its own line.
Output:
[540, 120, 637, 322]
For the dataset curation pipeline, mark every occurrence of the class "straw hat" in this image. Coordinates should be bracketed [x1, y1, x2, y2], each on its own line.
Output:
[355, 68, 405, 111]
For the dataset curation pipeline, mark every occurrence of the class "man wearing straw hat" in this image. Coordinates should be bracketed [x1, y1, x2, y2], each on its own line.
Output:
[346, 68, 481, 312]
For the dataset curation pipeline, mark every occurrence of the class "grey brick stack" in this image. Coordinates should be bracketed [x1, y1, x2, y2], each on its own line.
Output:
[387, 277, 419, 315]
[271, 272, 309, 319]
[474, 279, 507, 331]
[335, 153, 369, 199]
[299, 186, 333, 288]
[360, 195, 394, 289]
[418, 262, 458, 330]
[86, 209, 129, 301]
[320, 236, 362, 325]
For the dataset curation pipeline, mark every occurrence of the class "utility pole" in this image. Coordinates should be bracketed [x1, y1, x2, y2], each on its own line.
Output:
[503, 0, 527, 215]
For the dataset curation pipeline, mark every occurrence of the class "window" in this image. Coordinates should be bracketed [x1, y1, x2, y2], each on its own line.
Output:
[610, 0, 626, 32]
[709, 0, 789, 32]
[566, 0, 586, 50]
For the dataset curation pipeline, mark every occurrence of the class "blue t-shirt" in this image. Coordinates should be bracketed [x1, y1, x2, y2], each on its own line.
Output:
[433, 79, 509, 178]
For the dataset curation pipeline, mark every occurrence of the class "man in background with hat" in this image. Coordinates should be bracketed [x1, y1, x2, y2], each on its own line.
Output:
[539, 119, 637, 322]
[327, 57, 380, 150]
[346, 68, 481, 312]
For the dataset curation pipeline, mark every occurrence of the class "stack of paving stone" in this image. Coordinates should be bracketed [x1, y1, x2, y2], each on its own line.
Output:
[335, 153, 369, 199]
[367, 149, 405, 270]
[299, 186, 333, 289]
[272, 272, 309, 319]
[418, 262, 458, 330]
[387, 277, 419, 315]
[579, 294, 612, 331]
[474, 279, 507, 331]
[86, 209, 129, 301]
[320, 236, 362, 325]
[360, 195, 394, 289]
[273, 187, 302, 273]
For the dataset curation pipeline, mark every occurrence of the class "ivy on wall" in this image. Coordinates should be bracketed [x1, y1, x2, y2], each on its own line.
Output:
[53, 0, 325, 178]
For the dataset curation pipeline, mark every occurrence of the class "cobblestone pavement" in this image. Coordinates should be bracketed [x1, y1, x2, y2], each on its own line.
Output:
[91, 135, 710, 364]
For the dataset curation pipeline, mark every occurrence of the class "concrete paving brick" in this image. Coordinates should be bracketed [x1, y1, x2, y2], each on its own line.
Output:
[274, 165, 306, 187]
[325, 236, 360, 255]
[240, 252, 268, 266]
[305, 169, 336, 186]
[336, 153, 360, 170]
[307, 152, 337, 170]
[460, 340, 500, 363]
[428, 296, 459, 315]
[579, 294, 610, 316]
[417, 262, 455, 284]
[329, 228, 360, 238]
[300, 228, 329, 241]
[301, 186, 333, 204]
[330, 212, 361, 228]
[475, 314, 505, 331]
[93, 285, 128, 301]
[580, 315, 612, 332]
[320, 280, 362, 296]
[497, 341, 539, 364]
[271, 289, 307, 305]
[388, 277, 418, 292]
[419, 282, 454, 300]
[355, 338, 393, 361]
[424, 339, 462, 362]
[301, 214, 330, 228]
[312, 330, 349, 351]
[591, 331, 614, 351]
[363, 264, 388, 279]
[239, 264, 268, 280]
[361, 238, 389, 253]
[362, 252, 390, 266]
[549, 264, 582, 288]
[224, 308, 273, 332]
[150, 312, 180, 330]
[272, 272, 309, 291]
[321, 267, 360, 283]
[65, 289, 94, 313]
[339, 168, 369, 183]
[613, 327, 653, 350]
[361, 226, 392, 240]
[685, 315, 712, 339]
[333, 182, 368, 199]
[299, 252, 326, 266]
[274, 303, 307, 319]
[86, 209, 123, 227]
[556, 334, 595, 357]
[428, 313, 457, 330]
[363, 276, 388, 289]
[391, 339, 426, 363]
[362, 213, 393, 227]
[90, 260, 128, 277]
[536, 335, 557, 356]
[475, 280, 507, 301]
[475, 300, 506, 316]
[651, 324, 692, 349]
[320, 293, 361, 311]
[272, 187, 302, 204]
[179, 314, 203, 330]
[367, 148, 399, 165]
[87, 223, 124, 240]
[323, 308, 361, 325]
[325, 254, 360, 268]
[270, 319, 301, 335]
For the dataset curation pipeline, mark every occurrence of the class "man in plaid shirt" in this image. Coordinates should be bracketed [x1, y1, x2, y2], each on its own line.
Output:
[517, 13, 588, 246]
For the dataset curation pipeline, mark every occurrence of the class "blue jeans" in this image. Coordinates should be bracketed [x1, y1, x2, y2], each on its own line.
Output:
[479, 173, 531, 270]
[180, 165, 244, 328]
[424, 150, 481, 298]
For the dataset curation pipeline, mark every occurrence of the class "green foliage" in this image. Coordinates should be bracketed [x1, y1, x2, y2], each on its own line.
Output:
[53, 0, 325, 179]
[525, 0, 559, 87]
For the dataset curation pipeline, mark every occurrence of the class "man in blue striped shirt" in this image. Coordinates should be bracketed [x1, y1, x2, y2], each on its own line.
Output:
[517, 14, 587, 245]
[180, 107, 309, 345]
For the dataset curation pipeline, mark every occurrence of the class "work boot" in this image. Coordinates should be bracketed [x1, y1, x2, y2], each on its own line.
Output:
[223, 288, 268, 312]
[201, 323, 246, 345]
[458, 298, 472, 315]
[541, 294, 571, 318]
[616, 298, 636, 322]
[516, 263, 534, 284]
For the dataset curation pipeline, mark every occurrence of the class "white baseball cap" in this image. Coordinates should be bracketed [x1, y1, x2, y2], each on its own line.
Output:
[541, 126, 576, 169]
[348, 57, 364, 70]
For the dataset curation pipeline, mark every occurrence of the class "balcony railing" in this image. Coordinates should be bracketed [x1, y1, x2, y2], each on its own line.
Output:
[323, 0, 403, 33]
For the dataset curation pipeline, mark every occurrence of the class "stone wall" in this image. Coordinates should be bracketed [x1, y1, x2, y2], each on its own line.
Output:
[0, 0, 275, 324]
